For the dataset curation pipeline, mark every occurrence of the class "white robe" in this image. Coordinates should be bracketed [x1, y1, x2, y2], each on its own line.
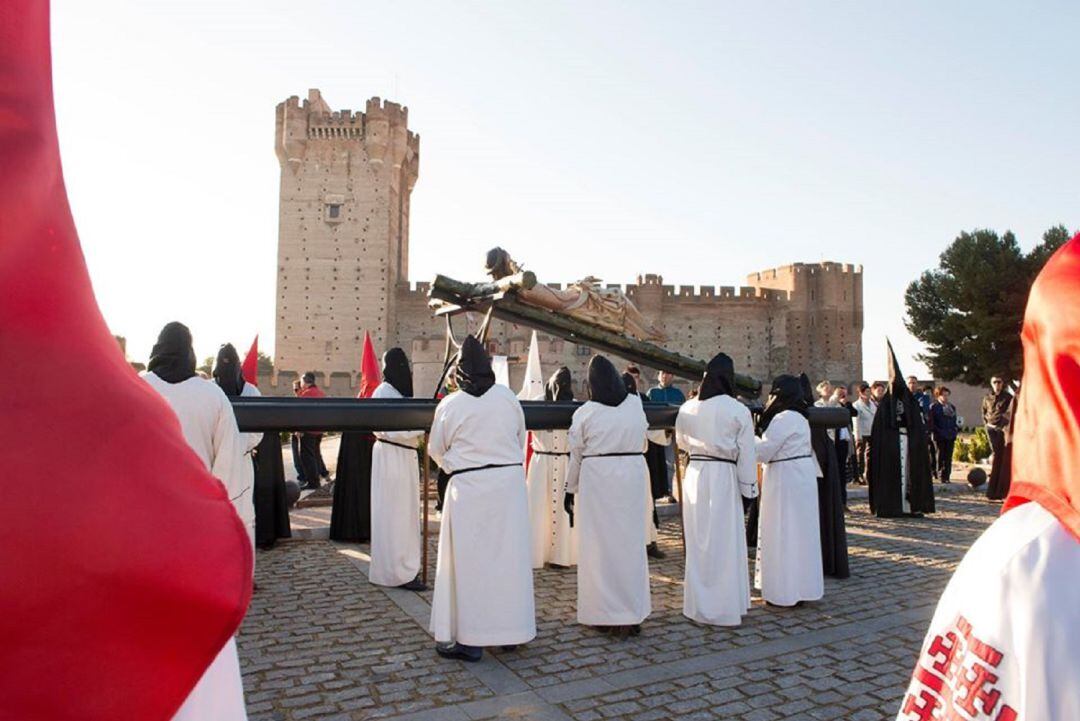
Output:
[141, 373, 249, 720]
[753, 410, 824, 606]
[675, 395, 757, 626]
[897, 502, 1080, 721]
[428, 385, 536, 646]
[369, 382, 423, 587]
[566, 395, 651, 626]
[142, 373, 254, 545]
[526, 429, 577, 568]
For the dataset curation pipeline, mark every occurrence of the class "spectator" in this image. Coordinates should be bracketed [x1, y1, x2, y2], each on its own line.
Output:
[648, 370, 686, 502]
[929, 386, 959, 482]
[922, 384, 938, 478]
[297, 372, 326, 490]
[290, 379, 305, 483]
[851, 382, 878, 484]
[982, 376, 1013, 497]
[831, 386, 856, 505]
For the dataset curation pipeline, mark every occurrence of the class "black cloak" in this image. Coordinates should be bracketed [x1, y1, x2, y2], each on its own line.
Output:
[698, 353, 735, 401]
[456, 335, 495, 397]
[383, 347, 413, 398]
[622, 372, 638, 395]
[747, 375, 807, 548]
[587, 355, 628, 407]
[213, 343, 291, 548]
[147, 321, 197, 384]
[212, 343, 244, 396]
[545, 367, 574, 402]
[868, 343, 935, 517]
[800, 375, 850, 579]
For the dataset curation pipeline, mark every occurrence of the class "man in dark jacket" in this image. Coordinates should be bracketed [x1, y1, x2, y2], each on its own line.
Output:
[982, 376, 1013, 496]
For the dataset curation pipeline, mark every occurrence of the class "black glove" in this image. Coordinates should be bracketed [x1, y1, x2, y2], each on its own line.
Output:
[563, 492, 575, 527]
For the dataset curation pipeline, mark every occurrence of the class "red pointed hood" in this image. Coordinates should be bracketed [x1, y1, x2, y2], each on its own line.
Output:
[358, 331, 381, 398]
[0, 2, 253, 719]
[1003, 232, 1080, 543]
[241, 334, 259, 386]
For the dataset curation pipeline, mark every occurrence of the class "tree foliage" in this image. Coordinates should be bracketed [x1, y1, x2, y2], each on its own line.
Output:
[905, 225, 1071, 386]
[257, 351, 274, 374]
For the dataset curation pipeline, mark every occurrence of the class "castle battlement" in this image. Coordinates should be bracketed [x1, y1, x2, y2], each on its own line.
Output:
[398, 277, 790, 303]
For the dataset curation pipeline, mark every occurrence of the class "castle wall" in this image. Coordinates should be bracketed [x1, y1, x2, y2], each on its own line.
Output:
[274, 90, 863, 399]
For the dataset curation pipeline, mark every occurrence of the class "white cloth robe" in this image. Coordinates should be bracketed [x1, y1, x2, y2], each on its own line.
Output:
[428, 385, 536, 646]
[753, 410, 824, 607]
[140, 373, 249, 720]
[675, 395, 757, 626]
[526, 429, 577, 568]
[566, 395, 651, 626]
[369, 382, 424, 587]
[897, 502, 1080, 721]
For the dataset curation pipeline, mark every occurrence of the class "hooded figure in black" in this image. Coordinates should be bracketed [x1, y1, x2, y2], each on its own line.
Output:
[698, 353, 736, 402]
[868, 343, 935, 517]
[546, 367, 574, 402]
[214, 343, 291, 548]
[383, 347, 414, 398]
[746, 374, 808, 547]
[147, 322, 197, 384]
[456, 335, 496, 397]
[800, 374, 849, 579]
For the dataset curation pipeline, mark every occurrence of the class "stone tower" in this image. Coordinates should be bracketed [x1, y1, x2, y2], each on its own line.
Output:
[274, 90, 419, 384]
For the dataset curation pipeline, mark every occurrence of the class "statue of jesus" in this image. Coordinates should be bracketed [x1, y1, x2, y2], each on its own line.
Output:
[484, 248, 667, 343]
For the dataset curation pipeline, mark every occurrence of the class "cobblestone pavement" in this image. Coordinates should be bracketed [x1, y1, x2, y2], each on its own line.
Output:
[239, 490, 1001, 721]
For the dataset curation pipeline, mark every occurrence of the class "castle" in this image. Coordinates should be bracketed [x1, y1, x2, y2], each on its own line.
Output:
[273, 90, 863, 397]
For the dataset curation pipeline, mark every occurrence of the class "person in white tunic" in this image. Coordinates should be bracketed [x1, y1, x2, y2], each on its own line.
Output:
[212, 343, 262, 548]
[753, 375, 824, 607]
[675, 353, 757, 626]
[623, 371, 667, 560]
[428, 336, 536, 662]
[369, 348, 426, 591]
[565, 355, 651, 637]
[526, 367, 578, 568]
[140, 322, 248, 720]
[896, 234, 1080, 721]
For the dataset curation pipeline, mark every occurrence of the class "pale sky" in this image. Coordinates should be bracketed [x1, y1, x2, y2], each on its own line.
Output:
[52, 1, 1078, 381]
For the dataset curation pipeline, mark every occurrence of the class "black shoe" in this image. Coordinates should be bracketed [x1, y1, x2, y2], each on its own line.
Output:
[646, 542, 666, 559]
[435, 643, 482, 662]
[629, 624, 642, 636]
[398, 577, 427, 592]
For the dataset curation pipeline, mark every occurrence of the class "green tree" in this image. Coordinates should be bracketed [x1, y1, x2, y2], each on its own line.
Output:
[197, 356, 214, 376]
[257, 351, 275, 375]
[904, 225, 1071, 387]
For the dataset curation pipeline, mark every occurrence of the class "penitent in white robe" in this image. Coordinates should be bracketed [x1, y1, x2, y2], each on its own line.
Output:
[566, 395, 651, 626]
[141, 373, 249, 721]
[754, 409, 824, 607]
[142, 373, 254, 545]
[369, 382, 424, 587]
[896, 502, 1080, 721]
[428, 385, 536, 646]
[526, 429, 577, 568]
[675, 395, 757, 626]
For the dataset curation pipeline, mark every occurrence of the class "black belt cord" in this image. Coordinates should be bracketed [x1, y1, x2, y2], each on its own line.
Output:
[532, 450, 570, 457]
[445, 462, 521, 480]
[582, 451, 644, 459]
[376, 438, 420, 452]
[769, 453, 812, 463]
[689, 454, 737, 465]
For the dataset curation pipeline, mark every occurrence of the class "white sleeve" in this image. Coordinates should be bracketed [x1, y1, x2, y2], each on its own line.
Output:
[565, 412, 585, 494]
[428, 400, 451, 469]
[674, 408, 693, 453]
[736, 408, 758, 499]
[755, 412, 790, 463]
[210, 397, 253, 528]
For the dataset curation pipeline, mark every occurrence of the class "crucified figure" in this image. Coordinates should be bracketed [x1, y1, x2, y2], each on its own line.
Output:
[484, 248, 667, 343]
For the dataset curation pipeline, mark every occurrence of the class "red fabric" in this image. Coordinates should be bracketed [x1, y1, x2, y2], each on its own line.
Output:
[241, 335, 259, 387]
[299, 385, 326, 399]
[0, 3, 253, 720]
[1003, 233, 1080, 544]
[358, 331, 381, 398]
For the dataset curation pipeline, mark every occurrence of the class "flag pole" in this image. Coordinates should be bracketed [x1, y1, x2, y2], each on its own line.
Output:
[421, 433, 431, 587]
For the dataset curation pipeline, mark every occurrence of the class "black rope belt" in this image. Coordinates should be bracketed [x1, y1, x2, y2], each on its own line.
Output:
[583, 452, 644, 459]
[532, 450, 570, 457]
[689, 454, 737, 465]
[445, 462, 521, 480]
[769, 453, 812, 463]
[377, 438, 419, 452]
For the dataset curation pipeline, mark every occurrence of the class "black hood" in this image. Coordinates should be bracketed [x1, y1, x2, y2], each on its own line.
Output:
[698, 353, 735, 401]
[455, 335, 496, 397]
[382, 347, 413, 398]
[622, 372, 638, 395]
[147, 321, 197, 384]
[587, 355, 628, 407]
[757, 374, 807, 434]
[212, 343, 245, 397]
[545, 366, 574, 401]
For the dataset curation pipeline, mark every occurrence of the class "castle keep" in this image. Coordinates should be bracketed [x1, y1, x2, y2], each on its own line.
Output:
[274, 91, 862, 397]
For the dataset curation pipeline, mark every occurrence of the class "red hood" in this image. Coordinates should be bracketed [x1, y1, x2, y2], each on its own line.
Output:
[0, 2, 252, 718]
[1003, 232, 1080, 543]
